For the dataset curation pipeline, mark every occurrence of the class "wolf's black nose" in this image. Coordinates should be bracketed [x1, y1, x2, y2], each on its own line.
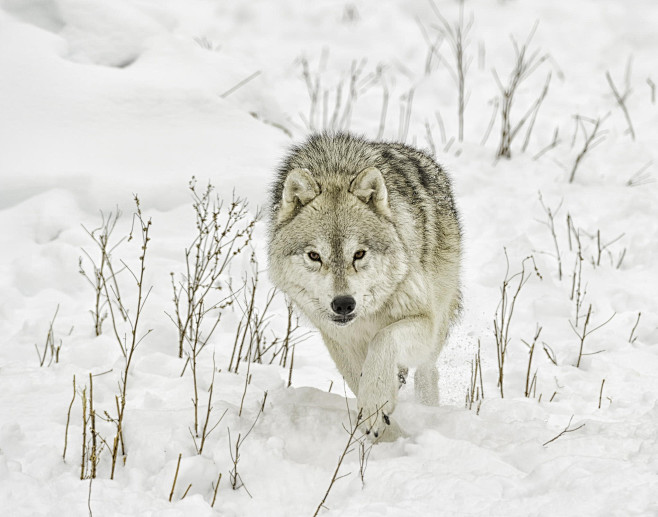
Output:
[331, 296, 356, 315]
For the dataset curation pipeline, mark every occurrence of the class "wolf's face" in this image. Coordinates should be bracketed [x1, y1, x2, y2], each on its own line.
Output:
[269, 167, 408, 327]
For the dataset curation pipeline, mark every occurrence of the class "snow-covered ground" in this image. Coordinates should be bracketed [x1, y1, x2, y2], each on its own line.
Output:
[1, 0, 657, 515]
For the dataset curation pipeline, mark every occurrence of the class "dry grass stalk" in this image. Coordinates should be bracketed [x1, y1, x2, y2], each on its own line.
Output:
[522, 325, 542, 398]
[313, 407, 367, 516]
[466, 340, 484, 412]
[570, 304, 615, 368]
[492, 23, 549, 159]
[598, 379, 606, 409]
[629, 312, 641, 343]
[228, 391, 267, 497]
[605, 70, 635, 140]
[80, 210, 126, 337]
[493, 251, 540, 398]
[537, 192, 563, 280]
[428, 0, 473, 142]
[568, 115, 607, 183]
[106, 196, 153, 480]
[169, 453, 182, 502]
[211, 472, 222, 508]
[35, 305, 64, 367]
[63, 375, 76, 461]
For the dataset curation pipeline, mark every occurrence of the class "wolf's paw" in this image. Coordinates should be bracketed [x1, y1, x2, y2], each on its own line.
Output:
[357, 390, 396, 440]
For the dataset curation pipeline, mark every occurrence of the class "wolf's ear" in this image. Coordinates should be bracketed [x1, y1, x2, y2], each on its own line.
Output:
[278, 168, 321, 223]
[349, 167, 391, 218]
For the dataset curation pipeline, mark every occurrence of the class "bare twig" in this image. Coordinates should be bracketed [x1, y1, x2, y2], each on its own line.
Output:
[220, 71, 262, 98]
[606, 70, 635, 140]
[598, 379, 606, 409]
[542, 415, 585, 446]
[537, 192, 563, 280]
[169, 453, 182, 502]
[569, 116, 607, 183]
[492, 23, 549, 159]
[493, 251, 540, 397]
[628, 312, 641, 343]
[63, 375, 76, 461]
[570, 304, 615, 368]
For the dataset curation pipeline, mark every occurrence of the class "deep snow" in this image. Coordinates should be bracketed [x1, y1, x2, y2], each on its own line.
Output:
[1, 0, 657, 516]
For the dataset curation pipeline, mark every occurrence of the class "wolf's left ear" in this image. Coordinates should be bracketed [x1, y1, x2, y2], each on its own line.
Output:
[278, 168, 321, 224]
[349, 167, 391, 218]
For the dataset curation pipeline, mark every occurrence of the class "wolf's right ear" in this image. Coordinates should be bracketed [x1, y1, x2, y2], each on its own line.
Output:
[349, 167, 391, 218]
[278, 168, 321, 224]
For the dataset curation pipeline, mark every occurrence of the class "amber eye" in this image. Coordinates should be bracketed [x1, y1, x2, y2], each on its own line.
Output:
[308, 251, 321, 262]
[353, 250, 366, 260]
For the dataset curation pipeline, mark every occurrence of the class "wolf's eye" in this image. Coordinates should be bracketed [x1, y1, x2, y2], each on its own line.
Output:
[308, 251, 321, 262]
[353, 250, 366, 260]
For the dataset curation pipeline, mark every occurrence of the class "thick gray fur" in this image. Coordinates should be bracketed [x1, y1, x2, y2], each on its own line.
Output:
[267, 132, 461, 440]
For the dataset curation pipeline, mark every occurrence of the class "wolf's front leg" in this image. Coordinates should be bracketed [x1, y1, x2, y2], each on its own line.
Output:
[358, 316, 433, 439]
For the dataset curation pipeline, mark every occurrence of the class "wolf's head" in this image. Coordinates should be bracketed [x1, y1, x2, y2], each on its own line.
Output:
[268, 166, 408, 327]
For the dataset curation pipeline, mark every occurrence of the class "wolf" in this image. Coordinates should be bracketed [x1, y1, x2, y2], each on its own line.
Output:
[267, 132, 461, 440]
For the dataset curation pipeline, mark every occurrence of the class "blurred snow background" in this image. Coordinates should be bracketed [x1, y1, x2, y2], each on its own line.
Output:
[1, 0, 657, 515]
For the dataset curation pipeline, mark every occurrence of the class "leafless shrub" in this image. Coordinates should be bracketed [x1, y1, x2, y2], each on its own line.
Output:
[428, 0, 473, 143]
[94, 196, 154, 480]
[35, 305, 67, 366]
[493, 251, 541, 398]
[169, 179, 254, 360]
[80, 209, 127, 337]
[79, 374, 106, 480]
[492, 23, 550, 159]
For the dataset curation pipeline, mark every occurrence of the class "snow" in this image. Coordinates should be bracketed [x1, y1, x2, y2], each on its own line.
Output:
[1, 0, 658, 515]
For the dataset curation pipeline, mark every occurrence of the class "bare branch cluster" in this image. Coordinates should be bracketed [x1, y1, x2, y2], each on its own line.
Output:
[492, 24, 550, 159]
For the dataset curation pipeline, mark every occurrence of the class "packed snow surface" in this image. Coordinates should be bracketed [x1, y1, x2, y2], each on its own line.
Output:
[1, 0, 657, 515]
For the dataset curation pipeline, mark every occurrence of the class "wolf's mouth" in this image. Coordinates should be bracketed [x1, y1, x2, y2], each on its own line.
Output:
[332, 314, 356, 326]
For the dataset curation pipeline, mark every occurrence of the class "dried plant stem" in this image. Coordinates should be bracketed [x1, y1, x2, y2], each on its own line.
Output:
[542, 415, 585, 446]
[313, 409, 365, 516]
[493, 252, 538, 398]
[169, 453, 182, 502]
[598, 379, 606, 409]
[538, 192, 563, 280]
[63, 375, 76, 461]
[211, 472, 222, 508]
[570, 305, 615, 368]
[109, 197, 153, 480]
[492, 23, 549, 159]
[629, 312, 641, 343]
[606, 71, 635, 140]
[522, 325, 542, 397]
[569, 116, 606, 183]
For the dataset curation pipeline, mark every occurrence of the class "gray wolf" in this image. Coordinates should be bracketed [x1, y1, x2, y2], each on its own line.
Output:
[267, 132, 462, 440]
